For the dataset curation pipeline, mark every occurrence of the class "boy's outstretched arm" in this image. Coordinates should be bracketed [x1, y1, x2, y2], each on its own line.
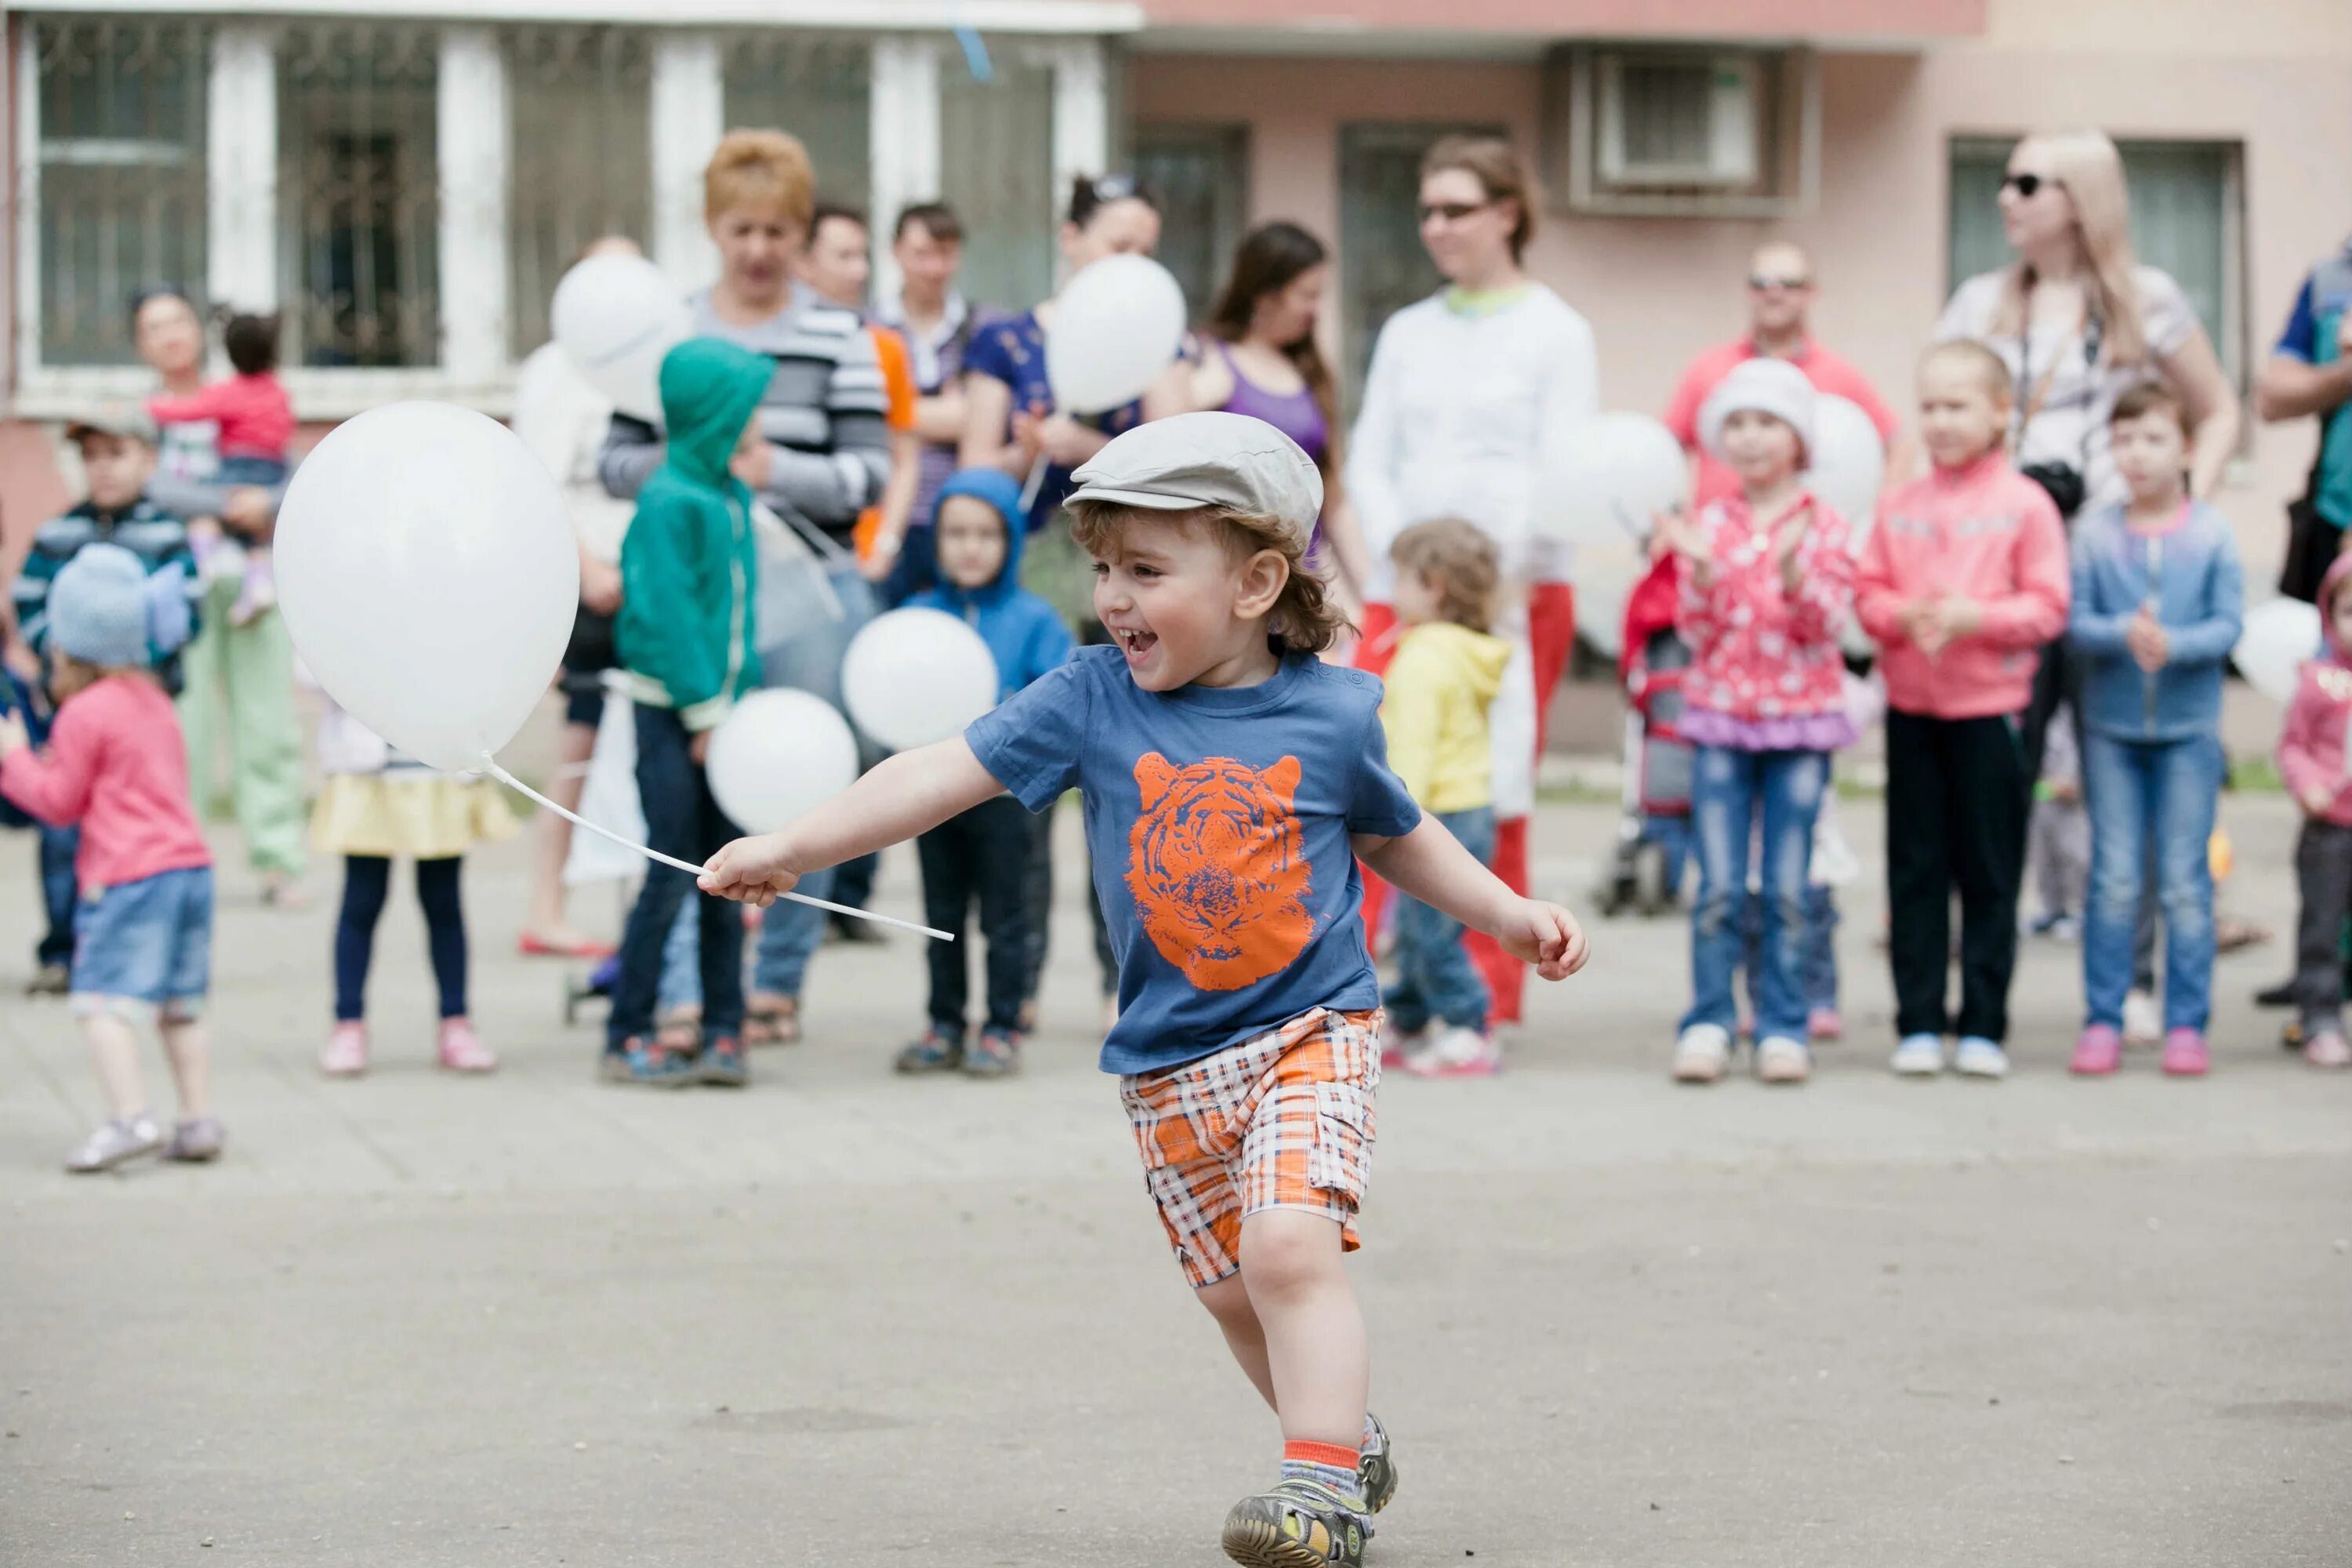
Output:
[1355, 817, 1590, 982]
[700, 737, 1004, 906]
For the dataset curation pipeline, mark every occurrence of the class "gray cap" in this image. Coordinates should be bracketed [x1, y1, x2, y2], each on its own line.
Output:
[1065, 411, 1324, 550]
[65, 402, 159, 446]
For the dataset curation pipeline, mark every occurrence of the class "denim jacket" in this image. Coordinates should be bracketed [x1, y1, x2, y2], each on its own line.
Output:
[2066, 499, 2242, 742]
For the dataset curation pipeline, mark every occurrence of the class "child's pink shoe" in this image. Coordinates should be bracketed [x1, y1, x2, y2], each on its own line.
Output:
[2069, 1024, 2122, 1076]
[1807, 1007, 1843, 1042]
[437, 1017, 497, 1074]
[321, 1021, 369, 1078]
[2159, 1028, 2209, 1077]
[2306, 1029, 2352, 1069]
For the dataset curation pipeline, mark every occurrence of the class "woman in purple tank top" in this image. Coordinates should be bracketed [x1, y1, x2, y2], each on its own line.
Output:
[1149, 221, 1377, 614]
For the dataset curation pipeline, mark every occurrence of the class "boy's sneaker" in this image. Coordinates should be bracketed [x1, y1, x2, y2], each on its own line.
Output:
[1953, 1037, 2009, 1079]
[2122, 989, 2162, 1046]
[698, 1034, 749, 1087]
[229, 557, 278, 627]
[1890, 1033, 1944, 1076]
[321, 1021, 369, 1078]
[165, 1116, 226, 1163]
[1356, 1411, 1398, 1515]
[1401, 1025, 1501, 1079]
[1219, 1478, 1369, 1567]
[64, 1115, 165, 1174]
[2069, 1024, 2122, 1076]
[1380, 1025, 1426, 1069]
[963, 1027, 1022, 1078]
[1671, 1022, 1732, 1083]
[1806, 1007, 1843, 1042]
[1755, 1036, 1811, 1084]
[895, 1027, 964, 1074]
[612, 1036, 699, 1088]
[2304, 1028, 2352, 1069]
[435, 1017, 497, 1073]
[24, 962, 70, 998]
[2159, 1027, 2209, 1078]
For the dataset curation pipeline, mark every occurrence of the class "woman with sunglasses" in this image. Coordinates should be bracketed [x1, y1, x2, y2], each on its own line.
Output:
[1935, 129, 2241, 1044]
[1346, 135, 1599, 1059]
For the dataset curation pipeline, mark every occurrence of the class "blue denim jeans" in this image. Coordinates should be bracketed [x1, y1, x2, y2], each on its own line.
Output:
[1741, 883, 1838, 1014]
[655, 862, 841, 1014]
[1640, 812, 1690, 900]
[1683, 746, 1829, 1042]
[2082, 733, 2220, 1032]
[1387, 807, 1497, 1033]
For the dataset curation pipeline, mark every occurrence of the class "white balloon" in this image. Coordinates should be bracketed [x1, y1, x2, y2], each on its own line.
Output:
[2235, 597, 2322, 706]
[705, 688, 861, 835]
[1045, 255, 1187, 416]
[550, 252, 691, 424]
[1807, 395, 1886, 546]
[278, 402, 579, 774]
[841, 609, 1001, 753]
[1570, 532, 1650, 661]
[1539, 412, 1688, 551]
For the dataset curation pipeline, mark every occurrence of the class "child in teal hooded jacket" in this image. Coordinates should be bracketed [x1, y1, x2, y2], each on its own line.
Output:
[606, 337, 775, 1088]
[894, 469, 1074, 1076]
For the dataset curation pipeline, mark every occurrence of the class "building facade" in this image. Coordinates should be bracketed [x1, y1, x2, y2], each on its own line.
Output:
[4, 0, 2349, 586]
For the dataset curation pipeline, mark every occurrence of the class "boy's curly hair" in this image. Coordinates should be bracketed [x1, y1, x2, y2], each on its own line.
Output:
[1388, 517, 1499, 633]
[1067, 501, 1353, 656]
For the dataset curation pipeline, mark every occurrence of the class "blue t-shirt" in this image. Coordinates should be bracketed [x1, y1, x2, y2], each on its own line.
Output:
[967, 645, 1423, 1076]
[960, 310, 1145, 536]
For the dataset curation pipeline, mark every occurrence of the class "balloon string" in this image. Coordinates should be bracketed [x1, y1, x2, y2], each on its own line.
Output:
[481, 760, 955, 943]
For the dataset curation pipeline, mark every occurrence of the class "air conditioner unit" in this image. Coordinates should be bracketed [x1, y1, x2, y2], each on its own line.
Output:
[1595, 53, 1761, 189]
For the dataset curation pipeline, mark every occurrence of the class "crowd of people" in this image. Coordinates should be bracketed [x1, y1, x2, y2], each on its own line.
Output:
[3, 121, 2350, 1159]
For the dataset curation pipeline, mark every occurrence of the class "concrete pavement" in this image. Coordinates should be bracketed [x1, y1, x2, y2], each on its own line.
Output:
[4, 789, 2349, 1566]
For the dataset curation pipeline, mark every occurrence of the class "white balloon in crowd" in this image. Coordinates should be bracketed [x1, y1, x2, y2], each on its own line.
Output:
[1806, 395, 1887, 548]
[1537, 412, 1688, 552]
[277, 402, 579, 774]
[2234, 597, 2324, 706]
[1046, 255, 1189, 416]
[706, 688, 861, 835]
[841, 608, 1002, 753]
[551, 252, 693, 426]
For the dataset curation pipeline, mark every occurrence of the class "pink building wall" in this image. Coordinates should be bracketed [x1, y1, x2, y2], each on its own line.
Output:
[1131, 39, 2352, 583]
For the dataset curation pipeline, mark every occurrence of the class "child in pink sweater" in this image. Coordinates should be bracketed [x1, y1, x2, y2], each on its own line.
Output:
[147, 311, 293, 627]
[1656, 358, 1855, 1087]
[0, 545, 220, 1172]
[2276, 553, 2352, 1069]
[1857, 341, 2069, 1080]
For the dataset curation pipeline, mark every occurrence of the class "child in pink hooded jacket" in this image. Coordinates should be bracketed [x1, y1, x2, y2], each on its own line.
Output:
[1657, 358, 1855, 1087]
[2277, 553, 2352, 1068]
[1856, 341, 2068, 1080]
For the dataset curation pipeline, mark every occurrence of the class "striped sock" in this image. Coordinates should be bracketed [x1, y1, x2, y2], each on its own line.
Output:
[1281, 1439, 1364, 1503]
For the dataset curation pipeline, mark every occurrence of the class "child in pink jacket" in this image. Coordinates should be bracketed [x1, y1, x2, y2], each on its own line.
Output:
[2277, 553, 2352, 1069]
[1657, 358, 1855, 1087]
[1857, 341, 2069, 1080]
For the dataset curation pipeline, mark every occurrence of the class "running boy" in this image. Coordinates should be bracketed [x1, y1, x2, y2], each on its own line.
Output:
[2064, 383, 2242, 1076]
[893, 468, 1076, 1076]
[702, 412, 1588, 1566]
[1857, 341, 2068, 1079]
[0, 546, 220, 1171]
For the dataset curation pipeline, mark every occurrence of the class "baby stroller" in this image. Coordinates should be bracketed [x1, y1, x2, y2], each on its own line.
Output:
[1595, 555, 1693, 917]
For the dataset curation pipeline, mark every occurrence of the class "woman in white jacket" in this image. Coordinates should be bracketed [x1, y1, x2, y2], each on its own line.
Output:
[1346, 135, 1597, 1051]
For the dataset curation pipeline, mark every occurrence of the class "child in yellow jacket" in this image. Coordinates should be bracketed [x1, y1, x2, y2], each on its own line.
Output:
[1381, 519, 1512, 1076]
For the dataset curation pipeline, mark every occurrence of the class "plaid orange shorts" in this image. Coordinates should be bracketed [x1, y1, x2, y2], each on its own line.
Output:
[1118, 1007, 1382, 1288]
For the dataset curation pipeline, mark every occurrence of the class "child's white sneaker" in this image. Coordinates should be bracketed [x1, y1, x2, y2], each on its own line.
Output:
[1890, 1033, 1945, 1076]
[1671, 1023, 1732, 1083]
[1755, 1036, 1811, 1084]
[1402, 1025, 1501, 1079]
[1953, 1036, 2010, 1079]
[64, 1114, 164, 1174]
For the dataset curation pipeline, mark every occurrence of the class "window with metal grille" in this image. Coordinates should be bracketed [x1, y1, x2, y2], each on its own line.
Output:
[723, 35, 873, 218]
[1947, 136, 2245, 383]
[507, 27, 653, 358]
[32, 17, 210, 368]
[940, 51, 1057, 311]
[278, 24, 441, 368]
[1134, 123, 1250, 328]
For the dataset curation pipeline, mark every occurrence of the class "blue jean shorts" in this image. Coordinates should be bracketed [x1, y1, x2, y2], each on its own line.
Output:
[71, 866, 214, 1019]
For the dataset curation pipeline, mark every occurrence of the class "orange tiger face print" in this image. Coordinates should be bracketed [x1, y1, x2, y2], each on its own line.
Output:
[1126, 753, 1315, 991]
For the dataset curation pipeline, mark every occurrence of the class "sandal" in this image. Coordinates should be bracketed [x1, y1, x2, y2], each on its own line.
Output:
[743, 995, 800, 1047]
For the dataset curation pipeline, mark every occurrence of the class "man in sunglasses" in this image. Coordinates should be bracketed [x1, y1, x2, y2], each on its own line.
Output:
[1662, 241, 1905, 510]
